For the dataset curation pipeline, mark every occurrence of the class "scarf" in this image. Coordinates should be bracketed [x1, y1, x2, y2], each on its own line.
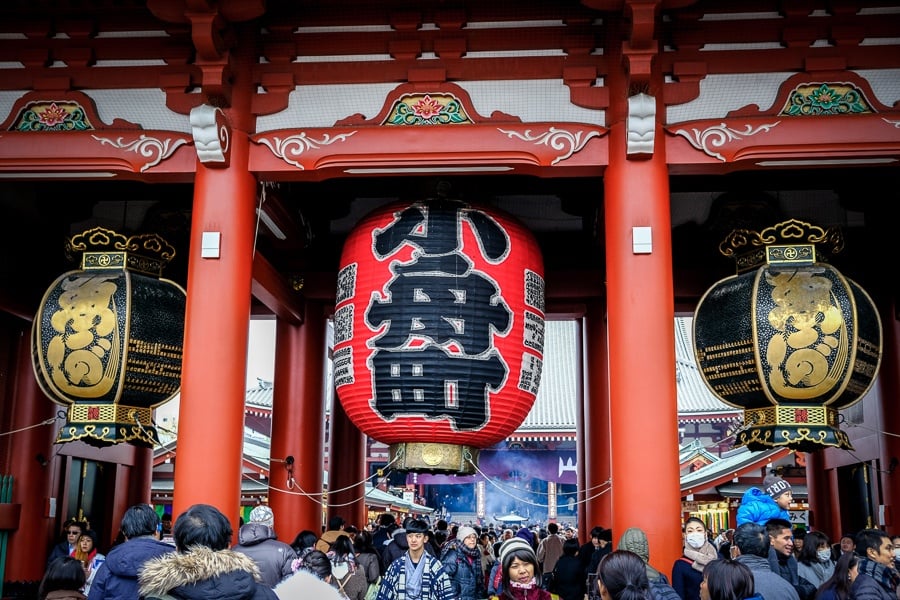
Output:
[502, 581, 543, 600]
[683, 541, 718, 573]
[858, 558, 900, 593]
[458, 539, 481, 563]
[405, 552, 427, 600]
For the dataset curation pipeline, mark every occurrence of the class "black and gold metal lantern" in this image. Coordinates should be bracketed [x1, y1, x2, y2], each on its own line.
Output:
[32, 227, 186, 447]
[693, 219, 882, 451]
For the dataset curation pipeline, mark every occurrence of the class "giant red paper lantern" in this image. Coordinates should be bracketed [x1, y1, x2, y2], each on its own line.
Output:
[334, 198, 545, 473]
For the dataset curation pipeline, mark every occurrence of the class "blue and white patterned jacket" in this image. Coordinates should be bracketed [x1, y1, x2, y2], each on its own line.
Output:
[375, 551, 454, 600]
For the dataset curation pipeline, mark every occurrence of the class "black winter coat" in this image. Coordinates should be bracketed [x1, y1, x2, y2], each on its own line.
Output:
[138, 546, 277, 600]
[553, 555, 586, 600]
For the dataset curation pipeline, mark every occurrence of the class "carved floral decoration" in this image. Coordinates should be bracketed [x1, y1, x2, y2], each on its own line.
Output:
[11, 101, 94, 132]
[383, 94, 472, 125]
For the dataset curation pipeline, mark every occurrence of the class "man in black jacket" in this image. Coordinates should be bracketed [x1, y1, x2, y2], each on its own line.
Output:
[849, 529, 900, 600]
[766, 517, 803, 597]
[580, 526, 611, 578]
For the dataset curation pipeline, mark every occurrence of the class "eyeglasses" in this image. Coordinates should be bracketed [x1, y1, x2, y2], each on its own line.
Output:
[67, 530, 81, 535]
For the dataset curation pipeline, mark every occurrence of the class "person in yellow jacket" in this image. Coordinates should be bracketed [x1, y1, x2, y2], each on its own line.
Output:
[317, 515, 349, 552]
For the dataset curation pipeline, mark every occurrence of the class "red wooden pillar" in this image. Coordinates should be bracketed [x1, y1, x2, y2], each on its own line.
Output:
[605, 103, 681, 577]
[877, 303, 900, 529]
[172, 129, 256, 527]
[128, 445, 154, 503]
[328, 388, 367, 529]
[575, 316, 587, 537]
[269, 305, 327, 540]
[583, 301, 611, 533]
[6, 327, 57, 582]
[805, 450, 833, 534]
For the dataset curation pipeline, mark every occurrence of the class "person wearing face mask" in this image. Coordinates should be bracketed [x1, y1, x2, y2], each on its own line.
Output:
[890, 535, 900, 572]
[796, 531, 835, 600]
[815, 552, 858, 600]
[673, 518, 718, 600]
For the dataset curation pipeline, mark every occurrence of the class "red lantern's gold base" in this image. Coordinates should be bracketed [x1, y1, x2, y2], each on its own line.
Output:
[389, 442, 480, 475]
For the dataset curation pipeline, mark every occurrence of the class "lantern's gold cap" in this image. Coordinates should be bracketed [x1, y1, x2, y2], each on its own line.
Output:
[718, 219, 844, 274]
[66, 226, 176, 278]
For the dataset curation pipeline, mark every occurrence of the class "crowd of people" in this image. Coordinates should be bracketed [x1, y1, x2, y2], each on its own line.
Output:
[38, 472, 900, 600]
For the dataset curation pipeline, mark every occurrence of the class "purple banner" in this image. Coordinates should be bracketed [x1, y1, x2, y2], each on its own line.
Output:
[409, 449, 577, 485]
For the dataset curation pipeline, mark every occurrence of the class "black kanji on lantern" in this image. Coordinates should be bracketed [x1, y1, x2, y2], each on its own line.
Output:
[365, 202, 513, 431]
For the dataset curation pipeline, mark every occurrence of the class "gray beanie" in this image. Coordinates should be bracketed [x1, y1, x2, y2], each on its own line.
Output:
[499, 537, 536, 566]
[617, 527, 649, 563]
[249, 505, 274, 528]
[763, 474, 791, 500]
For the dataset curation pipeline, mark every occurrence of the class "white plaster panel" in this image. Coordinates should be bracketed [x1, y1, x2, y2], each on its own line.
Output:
[256, 83, 397, 130]
[0, 91, 27, 124]
[856, 69, 900, 107]
[464, 80, 604, 126]
[668, 69, 900, 124]
[666, 73, 792, 123]
[85, 89, 191, 132]
[0, 88, 190, 132]
[255, 80, 605, 132]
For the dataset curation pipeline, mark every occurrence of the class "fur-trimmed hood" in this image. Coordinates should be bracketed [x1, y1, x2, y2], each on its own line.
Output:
[273, 570, 343, 600]
[138, 546, 272, 600]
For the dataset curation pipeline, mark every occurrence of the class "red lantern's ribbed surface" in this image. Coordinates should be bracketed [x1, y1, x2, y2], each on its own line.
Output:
[334, 200, 545, 448]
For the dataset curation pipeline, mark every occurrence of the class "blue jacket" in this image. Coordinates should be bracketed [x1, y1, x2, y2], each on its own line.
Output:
[440, 541, 485, 600]
[650, 577, 683, 600]
[849, 562, 899, 600]
[736, 487, 791, 526]
[87, 536, 174, 600]
[488, 561, 503, 595]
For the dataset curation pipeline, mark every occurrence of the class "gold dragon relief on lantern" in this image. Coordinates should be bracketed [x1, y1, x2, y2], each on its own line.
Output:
[45, 273, 122, 400]
[761, 269, 848, 400]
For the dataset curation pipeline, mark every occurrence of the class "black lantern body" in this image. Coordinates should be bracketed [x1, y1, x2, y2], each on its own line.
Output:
[694, 219, 882, 452]
[32, 227, 185, 447]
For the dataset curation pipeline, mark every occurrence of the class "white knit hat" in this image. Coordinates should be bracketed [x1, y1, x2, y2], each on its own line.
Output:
[456, 526, 477, 542]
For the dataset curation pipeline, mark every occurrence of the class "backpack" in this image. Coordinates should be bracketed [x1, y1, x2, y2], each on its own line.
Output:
[365, 576, 382, 600]
[334, 571, 351, 599]
[649, 576, 682, 600]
